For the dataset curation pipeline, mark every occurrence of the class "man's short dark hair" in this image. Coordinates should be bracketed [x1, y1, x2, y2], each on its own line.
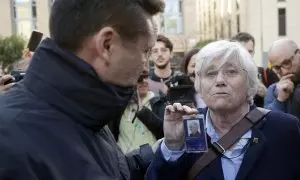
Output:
[50, 0, 164, 52]
[231, 32, 255, 46]
[157, 34, 173, 52]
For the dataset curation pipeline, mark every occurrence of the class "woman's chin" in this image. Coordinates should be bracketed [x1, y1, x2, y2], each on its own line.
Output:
[208, 101, 233, 111]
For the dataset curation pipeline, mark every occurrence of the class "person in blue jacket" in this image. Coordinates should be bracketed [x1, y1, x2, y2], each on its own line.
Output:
[264, 39, 300, 119]
[146, 40, 300, 180]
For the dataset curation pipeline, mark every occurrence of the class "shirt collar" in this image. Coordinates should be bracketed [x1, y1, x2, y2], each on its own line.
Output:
[205, 105, 252, 143]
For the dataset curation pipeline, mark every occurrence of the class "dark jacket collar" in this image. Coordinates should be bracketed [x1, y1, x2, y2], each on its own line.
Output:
[198, 105, 268, 180]
[24, 38, 133, 131]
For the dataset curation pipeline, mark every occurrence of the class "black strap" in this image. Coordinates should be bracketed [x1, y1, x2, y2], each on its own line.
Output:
[187, 107, 270, 180]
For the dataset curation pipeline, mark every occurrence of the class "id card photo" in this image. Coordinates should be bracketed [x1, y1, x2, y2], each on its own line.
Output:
[183, 115, 208, 153]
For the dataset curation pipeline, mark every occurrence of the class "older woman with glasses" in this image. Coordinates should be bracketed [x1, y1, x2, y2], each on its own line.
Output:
[146, 40, 300, 180]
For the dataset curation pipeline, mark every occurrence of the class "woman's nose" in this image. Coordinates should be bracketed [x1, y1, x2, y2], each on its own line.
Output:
[215, 71, 226, 87]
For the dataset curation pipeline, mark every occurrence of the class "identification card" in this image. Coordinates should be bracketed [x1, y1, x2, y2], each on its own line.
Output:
[183, 114, 208, 153]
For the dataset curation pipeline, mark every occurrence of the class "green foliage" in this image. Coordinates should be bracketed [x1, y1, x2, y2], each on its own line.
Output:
[0, 35, 26, 74]
[194, 39, 215, 49]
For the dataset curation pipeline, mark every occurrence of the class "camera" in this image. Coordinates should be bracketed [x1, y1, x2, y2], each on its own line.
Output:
[166, 73, 196, 105]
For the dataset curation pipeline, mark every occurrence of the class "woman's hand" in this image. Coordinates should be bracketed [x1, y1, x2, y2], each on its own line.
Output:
[164, 103, 198, 150]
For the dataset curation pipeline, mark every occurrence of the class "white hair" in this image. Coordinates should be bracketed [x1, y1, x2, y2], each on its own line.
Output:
[189, 121, 198, 129]
[194, 40, 259, 105]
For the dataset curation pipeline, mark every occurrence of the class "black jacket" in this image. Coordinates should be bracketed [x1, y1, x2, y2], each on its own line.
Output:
[0, 38, 153, 180]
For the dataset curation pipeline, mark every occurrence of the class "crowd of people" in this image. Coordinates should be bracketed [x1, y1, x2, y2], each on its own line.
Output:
[0, 0, 299, 180]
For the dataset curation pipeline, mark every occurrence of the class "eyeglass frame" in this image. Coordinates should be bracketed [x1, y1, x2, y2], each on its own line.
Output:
[272, 49, 299, 74]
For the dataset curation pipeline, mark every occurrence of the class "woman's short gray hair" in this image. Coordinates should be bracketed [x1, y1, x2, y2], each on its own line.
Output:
[194, 40, 259, 105]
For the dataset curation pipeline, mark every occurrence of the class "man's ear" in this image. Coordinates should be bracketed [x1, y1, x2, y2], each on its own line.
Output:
[94, 27, 117, 66]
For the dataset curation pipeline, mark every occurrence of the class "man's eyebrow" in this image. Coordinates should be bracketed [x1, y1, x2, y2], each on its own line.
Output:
[280, 55, 293, 62]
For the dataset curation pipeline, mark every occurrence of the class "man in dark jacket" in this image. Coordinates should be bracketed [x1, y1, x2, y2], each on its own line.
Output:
[0, 0, 164, 179]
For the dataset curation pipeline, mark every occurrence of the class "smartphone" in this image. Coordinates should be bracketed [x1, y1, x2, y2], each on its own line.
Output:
[27, 31, 43, 52]
[167, 85, 195, 105]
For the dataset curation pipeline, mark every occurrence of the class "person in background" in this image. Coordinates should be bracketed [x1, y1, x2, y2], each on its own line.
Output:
[265, 39, 300, 119]
[23, 48, 34, 61]
[149, 34, 177, 95]
[231, 32, 279, 107]
[181, 48, 206, 109]
[0, 48, 33, 93]
[115, 69, 164, 153]
[146, 40, 300, 180]
[0, 0, 164, 179]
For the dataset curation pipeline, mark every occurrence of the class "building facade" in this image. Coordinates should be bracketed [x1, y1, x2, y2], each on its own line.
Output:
[1, 0, 299, 67]
[154, 0, 201, 54]
[198, 0, 300, 66]
[0, 0, 52, 39]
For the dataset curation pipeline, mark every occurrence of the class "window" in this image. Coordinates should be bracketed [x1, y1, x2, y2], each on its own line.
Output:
[236, 0, 240, 10]
[208, 3, 211, 28]
[163, 0, 183, 34]
[228, 19, 232, 38]
[31, 0, 37, 18]
[179, 0, 183, 13]
[15, 0, 29, 3]
[278, 8, 286, 36]
[11, 0, 37, 38]
[237, 14, 240, 33]
[31, 0, 37, 29]
[220, 23, 224, 38]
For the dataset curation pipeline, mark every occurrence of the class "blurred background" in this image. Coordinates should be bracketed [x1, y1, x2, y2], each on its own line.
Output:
[0, 0, 299, 70]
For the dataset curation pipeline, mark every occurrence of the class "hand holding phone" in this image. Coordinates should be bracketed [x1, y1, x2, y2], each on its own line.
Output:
[27, 31, 43, 52]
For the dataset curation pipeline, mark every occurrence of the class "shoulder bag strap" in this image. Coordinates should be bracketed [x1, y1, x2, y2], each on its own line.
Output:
[187, 107, 271, 180]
